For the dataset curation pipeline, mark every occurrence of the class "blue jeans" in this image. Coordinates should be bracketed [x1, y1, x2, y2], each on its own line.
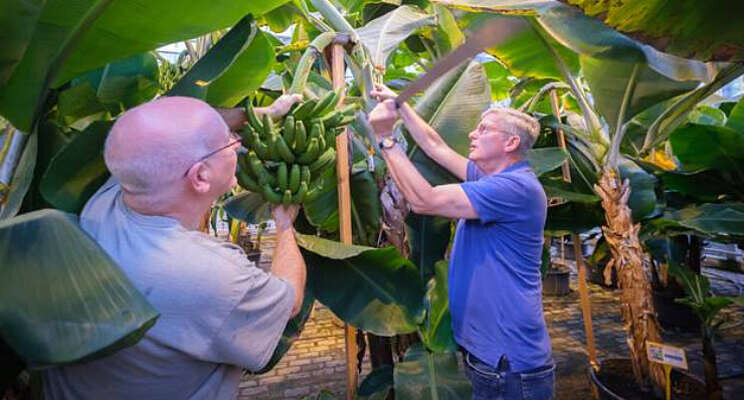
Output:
[462, 351, 555, 400]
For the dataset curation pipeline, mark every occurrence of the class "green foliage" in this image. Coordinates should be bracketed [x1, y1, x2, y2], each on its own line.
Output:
[255, 292, 315, 373]
[394, 343, 472, 399]
[39, 121, 112, 213]
[358, 365, 394, 399]
[405, 61, 491, 185]
[0, 209, 158, 367]
[297, 234, 427, 336]
[420, 260, 457, 352]
[0, 132, 36, 220]
[357, 5, 436, 68]
[0, 0, 291, 132]
[167, 16, 274, 106]
[564, 0, 744, 62]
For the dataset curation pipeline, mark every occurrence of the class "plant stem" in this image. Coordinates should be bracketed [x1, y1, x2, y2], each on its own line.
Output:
[606, 63, 640, 169]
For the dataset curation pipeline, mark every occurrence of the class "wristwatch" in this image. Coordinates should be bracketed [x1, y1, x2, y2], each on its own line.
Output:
[378, 137, 398, 151]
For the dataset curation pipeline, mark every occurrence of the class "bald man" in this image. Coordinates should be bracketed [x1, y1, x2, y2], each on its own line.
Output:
[42, 95, 306, 400]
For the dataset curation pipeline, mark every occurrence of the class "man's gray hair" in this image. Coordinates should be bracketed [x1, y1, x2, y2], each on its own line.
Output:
[104, 121, 218, 195]
[481, 107, 540, 157]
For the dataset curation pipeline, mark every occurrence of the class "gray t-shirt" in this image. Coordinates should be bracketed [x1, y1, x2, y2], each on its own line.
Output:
[43, 178, 295, 400]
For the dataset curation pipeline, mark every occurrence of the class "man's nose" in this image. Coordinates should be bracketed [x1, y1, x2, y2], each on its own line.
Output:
[468, 130, 477, 140]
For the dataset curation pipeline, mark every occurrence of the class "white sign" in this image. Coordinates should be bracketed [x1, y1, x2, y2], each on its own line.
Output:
[647, 341, 688, 370]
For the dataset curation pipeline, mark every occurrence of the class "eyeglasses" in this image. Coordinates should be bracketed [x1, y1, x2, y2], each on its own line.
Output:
[183, 132, 247, 177]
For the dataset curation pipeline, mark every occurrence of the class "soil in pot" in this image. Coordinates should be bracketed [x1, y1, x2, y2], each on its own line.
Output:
[590, 359, 705, 400]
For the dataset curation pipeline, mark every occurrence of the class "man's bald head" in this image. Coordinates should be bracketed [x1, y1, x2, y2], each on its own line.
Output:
[104, 97, 230, 194]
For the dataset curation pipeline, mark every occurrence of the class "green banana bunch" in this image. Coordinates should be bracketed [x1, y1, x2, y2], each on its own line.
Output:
[237, 90, 358, 205]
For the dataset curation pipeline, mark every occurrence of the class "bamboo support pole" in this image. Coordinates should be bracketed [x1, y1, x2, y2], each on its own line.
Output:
[548, 90, 571, 183]
[331, 43, 358, 400]
[548, 89, 597, 368]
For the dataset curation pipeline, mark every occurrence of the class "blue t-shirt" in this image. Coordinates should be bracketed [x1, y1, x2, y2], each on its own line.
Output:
[449, 160, 551, 372]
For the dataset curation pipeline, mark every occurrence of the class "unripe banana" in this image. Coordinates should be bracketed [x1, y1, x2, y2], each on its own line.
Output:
[275, 134, 295, 164]
[245, 102, 263, 133]
[289, 164, 301, 193]
[292, 99, 317, 120]
[294, 181, 308, 203]
[277, 162, 288, 190]
[293, 120, 307, 153]
[309, 148, 336, 173]
[262, 113, 274, 138]
[297, 138, 319, 164]
[248, 152, 276, 186]
[282, 189, 292, 206]
[283, 115, 295, 146]
[262, 183, 282, 204]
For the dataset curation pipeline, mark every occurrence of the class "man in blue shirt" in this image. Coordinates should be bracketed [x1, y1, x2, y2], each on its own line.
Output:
[369, 84, 554, 400]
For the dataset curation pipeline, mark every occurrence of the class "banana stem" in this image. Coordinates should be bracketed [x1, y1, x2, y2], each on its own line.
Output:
[288, 32, 338, 95]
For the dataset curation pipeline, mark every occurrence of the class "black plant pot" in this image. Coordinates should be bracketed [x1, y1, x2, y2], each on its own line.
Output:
[589, 358, 705, 400]
[542, 269, 570, 296]
[586, 261, 618, 289]
[651, 289, 701, 334]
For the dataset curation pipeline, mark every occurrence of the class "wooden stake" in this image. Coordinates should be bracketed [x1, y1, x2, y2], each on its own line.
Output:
[331, 43, 358, 400]
[548, 89, 571, 183]
[573, 233, 598, 368]
[548, 88, 597, 369]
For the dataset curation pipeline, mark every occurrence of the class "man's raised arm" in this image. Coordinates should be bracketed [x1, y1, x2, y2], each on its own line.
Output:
[369, 85, 468, 181]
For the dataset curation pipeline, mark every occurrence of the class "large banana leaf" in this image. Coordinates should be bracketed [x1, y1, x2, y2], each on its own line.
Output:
[0, 0, 289, 131]
[296, 234, 426, 336]
[463, 13, 579, 81]
[655, 203, 744, 238]
[617, 158, 658, 221]
[420, 260, 457, 353]
[39, 121, 112, 213]
[526, 147, 568, 176]
[545, 201, 604, 234]
[0, 0, 44, 86]
[561, 0, 744, 62]
[357, 5, 436, 68]
[581, 56, 699, 134]
[671, 123, 744, 173]
[405, 213, 451, 281]
[255, 292, 315, 374]
[0, 209, 159, 367]
[0, 132, 37, 220]
[394, 343, 472, 400]
[435, 1, 715, 82]
[358, 365, 394, 400]
[640, 64, 744, 152]
[405, 60, 490, 185]
[57, 53, 159, 127]
[222, 191, 273, 225]
[303, 168, 382, 245]
[168, 15, 275, 107]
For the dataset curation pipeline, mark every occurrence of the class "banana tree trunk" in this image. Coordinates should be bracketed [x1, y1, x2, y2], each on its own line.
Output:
[595, 169, 666, 392]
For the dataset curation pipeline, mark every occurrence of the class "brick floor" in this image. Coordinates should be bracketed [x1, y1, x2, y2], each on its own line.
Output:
[242, 233, 744, 399]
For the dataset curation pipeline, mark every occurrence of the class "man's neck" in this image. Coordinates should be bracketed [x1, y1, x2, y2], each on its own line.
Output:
[122, 192, 210, 231]
[476, 154, 523, 175]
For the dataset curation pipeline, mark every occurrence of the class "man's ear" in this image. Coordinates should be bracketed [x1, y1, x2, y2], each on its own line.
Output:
[186, 162, 212, 194]
[505, 134, 521, 153]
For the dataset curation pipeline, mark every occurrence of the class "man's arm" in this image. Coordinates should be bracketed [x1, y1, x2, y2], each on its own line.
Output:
[370, 87, 469, 181]
[269, 205, 306, 316]
[217, 94, 302, 131]
[381, 145, 477, 219]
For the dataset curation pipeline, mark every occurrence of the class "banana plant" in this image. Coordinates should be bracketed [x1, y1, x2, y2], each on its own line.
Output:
[669, 264, 744, 400]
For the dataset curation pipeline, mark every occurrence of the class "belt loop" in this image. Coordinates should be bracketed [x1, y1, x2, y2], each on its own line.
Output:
[497, 354, 511, 372]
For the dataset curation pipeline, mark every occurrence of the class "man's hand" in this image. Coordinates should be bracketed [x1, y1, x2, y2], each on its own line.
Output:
[370, 84, 398, 102]
[272, 204, 299, 233]
[266, 94, 303, 119]
[369, 99, 399, 138]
